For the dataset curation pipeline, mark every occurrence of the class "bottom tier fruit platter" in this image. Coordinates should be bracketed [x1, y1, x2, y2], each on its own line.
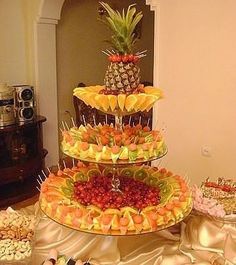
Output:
[39, 162, 192, 235]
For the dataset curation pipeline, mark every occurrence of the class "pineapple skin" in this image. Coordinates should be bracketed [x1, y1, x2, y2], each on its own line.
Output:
[104, 62, 141, 94]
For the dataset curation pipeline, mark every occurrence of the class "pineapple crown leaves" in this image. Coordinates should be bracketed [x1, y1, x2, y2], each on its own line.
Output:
[100, 2, 143, 54]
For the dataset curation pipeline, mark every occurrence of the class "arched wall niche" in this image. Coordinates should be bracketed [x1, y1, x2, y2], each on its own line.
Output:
[35, 0, 160, 166]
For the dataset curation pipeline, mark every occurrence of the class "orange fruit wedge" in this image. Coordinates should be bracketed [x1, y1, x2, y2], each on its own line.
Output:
[108, 95, 117, 111]
[88, 93, 99, 108]
[125, 94, 138, 112]
[144, 87, 163, 98]
[117, 94, 126, 111]
[134, 93, 146, 111]
[95, 94, 109, 111]
[140, 95, 157, 112]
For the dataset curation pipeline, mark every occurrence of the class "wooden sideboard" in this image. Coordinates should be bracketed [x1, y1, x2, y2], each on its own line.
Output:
[0, 116, 47, 208]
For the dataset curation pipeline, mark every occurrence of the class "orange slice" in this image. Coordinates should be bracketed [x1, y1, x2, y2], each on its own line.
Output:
[95, 94, 109, 111]
[140, 95, 157, 112]
[134, 93, 146, 111]
[125, 94, 138, 112]
[144, 87, 163, 98]
[108, 95, 117, 111]
[117, 94, 126, 111]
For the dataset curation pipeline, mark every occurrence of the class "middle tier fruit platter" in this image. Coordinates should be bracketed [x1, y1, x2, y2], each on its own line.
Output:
[61, 123, 167, 164]
[39, 162, 192, 235]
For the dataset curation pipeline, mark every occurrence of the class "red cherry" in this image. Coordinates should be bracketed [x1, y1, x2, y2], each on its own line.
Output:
[143, 126, 151, 132]
[111, 55, 118, 62]
[122, 55, 129, 63]
[133, 55, 139, 63]
[128, 54, 134, 62]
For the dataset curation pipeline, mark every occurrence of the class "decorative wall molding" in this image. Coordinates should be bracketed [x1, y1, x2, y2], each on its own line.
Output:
[35, 0, 160, 166]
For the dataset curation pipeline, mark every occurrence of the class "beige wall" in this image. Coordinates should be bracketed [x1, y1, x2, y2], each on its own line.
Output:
[0, 0, 28, 84]
[0, 0, 40, 86]
[56, 0, 154, 121]
[158, 0, 236, 184]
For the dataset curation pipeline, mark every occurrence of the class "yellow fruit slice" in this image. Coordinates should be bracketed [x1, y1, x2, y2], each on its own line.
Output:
[95, 95, 109, 111]
[125, 95, 138, 112]
[108, 95, 117, 111]
[117, 94, 126, 111]
[144, 87, 163, 98]
[73, 87, 85, 93]
[76, 91, 90, 105]
[88, 93, 99, 108]
[134, 93, 146, 111]
[121, 207, 138, 215]
[104, 208, 121, 215]
[140, 95, 157, 112]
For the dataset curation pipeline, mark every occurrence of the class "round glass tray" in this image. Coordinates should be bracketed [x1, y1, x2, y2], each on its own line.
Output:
[62, 147, 168, 167]
[40, 204, 192, 236]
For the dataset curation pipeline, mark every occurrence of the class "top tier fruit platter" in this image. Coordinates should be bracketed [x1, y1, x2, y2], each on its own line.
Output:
[39, 2, 193, 236]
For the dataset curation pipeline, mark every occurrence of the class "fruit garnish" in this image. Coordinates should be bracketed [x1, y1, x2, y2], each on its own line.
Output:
[129, 143, 137, 151]
[111, 145, 121, 154]
[119, 217, 129, 226]
[74, 172, 88, 182]
[73, 175, 161, 211]
[87, 168, 102, 178]
[108, 95, 117, 111]
[120, 168, 134, 178]
[134, 168, 149, 181]
[143, 126, 151, 132]
[81, 142, 89, 151]
[125, 95, 138, 111]
[117, 94, 126, 111]
[133, 214, 143, 224]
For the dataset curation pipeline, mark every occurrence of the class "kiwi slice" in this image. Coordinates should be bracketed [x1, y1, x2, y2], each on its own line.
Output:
[160, 184, 174, 203]
[87, 168, 102, 178]
[145, 176, 159, 186]
[102, 167, 114, 177]
[74, 172, 88, 182]
[155, 180, 168, 189]
[61, 186, 72, 197]
[134, 168, 149, 181]
[120, 168, 134, 178]
[66, 179, 74, 189]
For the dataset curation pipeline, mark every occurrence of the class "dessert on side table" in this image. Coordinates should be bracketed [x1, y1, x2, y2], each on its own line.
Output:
[39, 161, 192, 235]
[61, 123, 166, 164]
[192, 177, 236, 219]
[0, 208, 35, 263]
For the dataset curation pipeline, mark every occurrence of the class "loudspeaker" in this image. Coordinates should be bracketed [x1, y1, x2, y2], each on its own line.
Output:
[13, 85, 35, 123]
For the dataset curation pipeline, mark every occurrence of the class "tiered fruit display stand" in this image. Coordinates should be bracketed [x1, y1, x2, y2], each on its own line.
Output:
[39, 3, 193, 259]
[39, 86, 193, 237]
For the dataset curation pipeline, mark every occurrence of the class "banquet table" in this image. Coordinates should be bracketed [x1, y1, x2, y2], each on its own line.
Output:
[21, 203, 236, 265]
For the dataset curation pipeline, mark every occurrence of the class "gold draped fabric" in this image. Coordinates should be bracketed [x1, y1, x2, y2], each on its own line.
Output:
[23, 204, 236, 265]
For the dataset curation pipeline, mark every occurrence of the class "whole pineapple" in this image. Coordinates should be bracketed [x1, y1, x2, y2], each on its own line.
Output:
[100, 2, 143, 95]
